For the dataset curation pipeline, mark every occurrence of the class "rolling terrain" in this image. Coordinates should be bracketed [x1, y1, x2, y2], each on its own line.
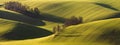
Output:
[0, 0, 120, 45]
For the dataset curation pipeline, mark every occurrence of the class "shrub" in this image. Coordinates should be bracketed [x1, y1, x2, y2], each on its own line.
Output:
[53, 16, 83, 34]
[5, 1, 27, 12]
[63, 16, 83, 27]
[4, 1, 42, 18]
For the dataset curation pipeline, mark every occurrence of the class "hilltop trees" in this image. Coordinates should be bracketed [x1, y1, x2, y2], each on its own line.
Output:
[53, 16, 83, 37]
[4, 1, 42, 18]
[53, 25, 62, 34]
[4, 1, 83, 35]
[53, 16, 83, 35]
[5, 1, 26, 11]
[63, 16, 83, 27]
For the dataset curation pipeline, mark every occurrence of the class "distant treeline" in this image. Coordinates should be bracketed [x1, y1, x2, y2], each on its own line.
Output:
[4, 1, 66, 23]
[53, 16, 83, 35]
[4, 1, 42, 18]
[4, 1, 83, 35]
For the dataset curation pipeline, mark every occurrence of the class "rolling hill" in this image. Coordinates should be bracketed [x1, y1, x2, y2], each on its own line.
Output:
[0, 18, 119, 45]
[0, 18, 52, 40]
[0, 0, 120, 45]
[23, 1, 119, 30]
[0, 0, 119, 31]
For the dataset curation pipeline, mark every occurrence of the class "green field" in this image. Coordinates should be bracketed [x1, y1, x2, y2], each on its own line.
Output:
[0, 0, 120, 45]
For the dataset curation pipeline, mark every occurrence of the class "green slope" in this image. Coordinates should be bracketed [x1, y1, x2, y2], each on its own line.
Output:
[0, 0, 119, 33]
[0, 18, 52, 40]
[1, 0, 120, 31]
[0, 0, 120, 45]
[95, 0, 120, 10]
[54, 18, 120, 42]
[0, 10, 45, 26]
[0, 18, 120, 45]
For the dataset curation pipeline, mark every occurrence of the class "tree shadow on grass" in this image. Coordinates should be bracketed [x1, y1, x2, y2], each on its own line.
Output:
[95, 3, 119, 11]
[98, 12, 120, 20]
[0, 24, 53, 40]
[97, 29, 120, 45]
[0, 10, 45, 26]
[103, 12, 120, 20]
[40, 13, 66, 23]
[109, 12, 120, 18]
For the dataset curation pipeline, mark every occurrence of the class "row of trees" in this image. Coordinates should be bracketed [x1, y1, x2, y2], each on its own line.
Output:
[53, 16, 83, 35]
[4, 1, 42, 18]
[63, 16, 83, 27]
[4, 1, 83, 36]
[53, 25, 62, 34]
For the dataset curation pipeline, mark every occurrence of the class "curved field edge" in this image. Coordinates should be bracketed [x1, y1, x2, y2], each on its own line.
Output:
[21, 1, 119, 30]
[0, 0, 120, 31]
[0, 18, 120, 45]
[0, 18, 52, 40]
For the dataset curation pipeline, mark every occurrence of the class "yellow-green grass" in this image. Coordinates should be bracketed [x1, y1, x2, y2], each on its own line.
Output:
[1, 0, 120, 10]
[0, 18, 119, 45]
[0, 0, 120, 45]
[0, 9, 62, 31]
[0, 0, 25, 4]
[26, 1, 118, 30]
[0, 10, 46, 26]
[54, 18, 120, 42]
[0, 0, 120, 32]
[95, 0, 120, 10]
[0, 18, 52, 41]
[0, 0, 119, 31]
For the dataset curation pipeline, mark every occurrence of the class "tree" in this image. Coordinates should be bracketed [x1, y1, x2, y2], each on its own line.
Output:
[53, 26, 57, 33]
[53, 16, 83, 34]
[53, 25, 62, 34]
[53, 25, 63, 38]
[63, 16, 83, 27]
[4, 1, 42, 18]
[4, 1, 27, 12]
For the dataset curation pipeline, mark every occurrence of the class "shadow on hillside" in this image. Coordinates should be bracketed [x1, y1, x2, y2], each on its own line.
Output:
[108, 12, 120, 18]
[97, 12, 120, 20]
[40, 13, 66, 23]
[97, 29, 120, 45]
[0, 4, 3, 7]
[0, 10, 45, 26]
[95, 3, 119, 11]
[1, 24, 53, 40]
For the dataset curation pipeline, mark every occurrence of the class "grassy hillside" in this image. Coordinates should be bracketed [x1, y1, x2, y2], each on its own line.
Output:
[0, 10, 45, 26]
[54, 18, 120, 41]
[0, 18, 52, 40]
[0, 18, 120, 45]
[0, 0, 120, 45]
[95, 0, 120, 10]
[0, 0, 119, 31]
[31, 1, 118, 30]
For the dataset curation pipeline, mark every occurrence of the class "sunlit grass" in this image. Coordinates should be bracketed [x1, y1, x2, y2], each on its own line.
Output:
[0, 0, 120, 45]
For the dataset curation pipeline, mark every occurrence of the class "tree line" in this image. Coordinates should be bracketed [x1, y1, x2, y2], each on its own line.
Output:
[4, 1, 83, 36]
[4, 1, 42, 18]
[53, 16, 83, 36]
